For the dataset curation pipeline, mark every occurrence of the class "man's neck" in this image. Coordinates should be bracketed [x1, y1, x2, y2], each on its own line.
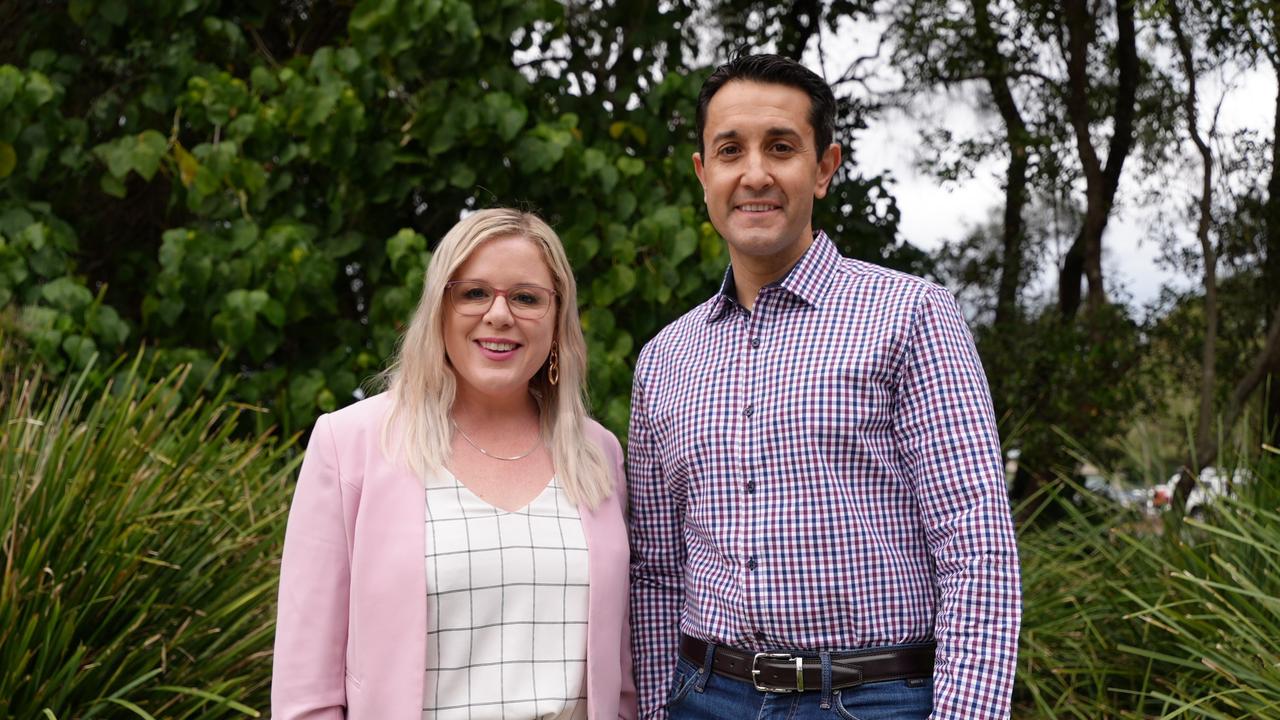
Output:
[729, 234, 816, 311]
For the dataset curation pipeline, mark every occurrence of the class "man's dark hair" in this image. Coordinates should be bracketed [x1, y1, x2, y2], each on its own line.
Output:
[695, 53, 837, 158]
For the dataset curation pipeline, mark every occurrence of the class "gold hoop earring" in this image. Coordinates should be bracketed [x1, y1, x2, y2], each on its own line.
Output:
[548, 341, 559, 386]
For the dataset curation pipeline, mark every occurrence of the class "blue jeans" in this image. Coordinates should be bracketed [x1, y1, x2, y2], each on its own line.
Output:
[665, 649, 933, 720]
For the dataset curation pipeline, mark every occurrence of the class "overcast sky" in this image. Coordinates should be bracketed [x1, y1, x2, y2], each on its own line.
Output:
[805, 16, 1276, 313]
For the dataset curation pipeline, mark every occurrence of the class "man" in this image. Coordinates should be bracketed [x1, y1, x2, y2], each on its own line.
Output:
[627, 54, 1021, 720]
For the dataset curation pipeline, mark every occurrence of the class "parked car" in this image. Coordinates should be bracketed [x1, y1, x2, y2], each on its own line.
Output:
[1151, 467, 1254, 515]
[1078, 465, 1149, 511]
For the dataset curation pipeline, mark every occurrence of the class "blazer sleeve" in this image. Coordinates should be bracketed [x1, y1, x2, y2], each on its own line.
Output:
[272, 414, 353, 720]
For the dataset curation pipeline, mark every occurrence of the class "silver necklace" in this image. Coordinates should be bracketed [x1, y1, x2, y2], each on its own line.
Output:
[450, 417, 542, 461]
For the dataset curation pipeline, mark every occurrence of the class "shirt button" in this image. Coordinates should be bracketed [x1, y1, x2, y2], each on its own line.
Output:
[747, 556, 758, 570]
[744, 404, 754, 418]
[745, 480, 756, 494]
[749, 337, 761, 348]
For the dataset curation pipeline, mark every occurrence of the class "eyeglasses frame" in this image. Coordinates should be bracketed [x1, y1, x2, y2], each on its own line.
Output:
[443, 280, 560, 320]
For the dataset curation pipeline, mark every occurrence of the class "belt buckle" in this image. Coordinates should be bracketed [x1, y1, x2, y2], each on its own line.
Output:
[751, 652, 804, 693]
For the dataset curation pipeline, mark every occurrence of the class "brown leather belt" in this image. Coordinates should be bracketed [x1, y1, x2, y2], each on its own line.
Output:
[679, 633, 935, 693]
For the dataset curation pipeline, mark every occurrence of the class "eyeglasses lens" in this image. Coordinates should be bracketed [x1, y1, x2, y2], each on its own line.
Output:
[448, 282, 552, 319]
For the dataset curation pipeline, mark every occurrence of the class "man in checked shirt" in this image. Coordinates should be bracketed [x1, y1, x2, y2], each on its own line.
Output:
[627, 53, 1022, 720]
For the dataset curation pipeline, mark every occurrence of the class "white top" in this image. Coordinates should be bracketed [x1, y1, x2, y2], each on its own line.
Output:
[422, 470, 589, 720]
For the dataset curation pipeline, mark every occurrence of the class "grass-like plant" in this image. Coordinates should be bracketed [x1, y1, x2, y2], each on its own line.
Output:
[0, 352, 299, 719]
[1015, 456, 1280, 718]
[1115, 466, 1280, 718]
[4, 340, 1276, 719]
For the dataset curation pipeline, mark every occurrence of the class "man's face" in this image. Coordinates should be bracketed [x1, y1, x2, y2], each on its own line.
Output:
[693, 80, 841, 268]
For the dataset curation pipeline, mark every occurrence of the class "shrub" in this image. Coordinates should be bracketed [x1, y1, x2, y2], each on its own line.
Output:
[0, 352, 297, 718]
[1015, 456, 1280, 718]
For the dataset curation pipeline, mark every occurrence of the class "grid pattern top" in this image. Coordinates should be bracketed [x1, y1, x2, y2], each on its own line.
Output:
[422, 469, 589, 720]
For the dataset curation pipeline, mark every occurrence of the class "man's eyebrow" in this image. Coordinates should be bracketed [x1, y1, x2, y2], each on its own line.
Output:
[710, 127, 805, 144]
[764, 126, 803, 139]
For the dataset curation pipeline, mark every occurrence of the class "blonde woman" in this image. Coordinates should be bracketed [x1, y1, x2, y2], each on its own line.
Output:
[272, 209, 636, 719]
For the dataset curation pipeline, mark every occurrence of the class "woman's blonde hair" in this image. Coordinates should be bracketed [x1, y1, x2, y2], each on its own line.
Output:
[380, 208, 613, 508]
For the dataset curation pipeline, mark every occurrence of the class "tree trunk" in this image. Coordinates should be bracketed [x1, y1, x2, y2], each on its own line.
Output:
[1169, 0, 1219, 504]
[1058, 0, 1139, 319]
[1265, 58, 1280, 447]
[972, 0, 1030, 328]
[1182, 303, 1280, 501]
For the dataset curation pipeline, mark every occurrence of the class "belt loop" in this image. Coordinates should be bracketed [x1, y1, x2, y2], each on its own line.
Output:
[695, 640, 716, 693]
[819, 651, 833, 709]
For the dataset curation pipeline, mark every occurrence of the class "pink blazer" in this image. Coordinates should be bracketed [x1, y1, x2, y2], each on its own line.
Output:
[272, 392, 637, 719]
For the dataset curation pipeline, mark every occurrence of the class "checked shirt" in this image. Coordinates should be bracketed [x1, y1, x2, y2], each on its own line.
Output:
[627, 232, 1021, 719]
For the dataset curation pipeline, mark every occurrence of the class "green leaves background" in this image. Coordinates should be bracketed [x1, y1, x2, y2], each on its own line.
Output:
[0, 0, 901, 435]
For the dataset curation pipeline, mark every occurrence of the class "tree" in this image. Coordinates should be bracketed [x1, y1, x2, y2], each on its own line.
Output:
[1153, 0, 1280, 501]
[1057, 0, 1139, 318]
[0, 0, 904, 439]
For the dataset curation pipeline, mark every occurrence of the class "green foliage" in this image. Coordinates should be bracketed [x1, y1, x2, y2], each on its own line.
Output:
[980, 304, 1154, 492]
[1016, 456, 1280, 718]
[0, 351, 298, 718]
[1016, 486, 1165, 716]
[0, 1, 900, 436]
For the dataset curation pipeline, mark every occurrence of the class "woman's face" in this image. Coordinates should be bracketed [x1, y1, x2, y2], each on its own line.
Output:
[442, 235, 558, 405]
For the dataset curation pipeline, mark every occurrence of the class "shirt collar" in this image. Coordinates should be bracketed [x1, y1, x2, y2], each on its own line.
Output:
[703, 230, 839, 323]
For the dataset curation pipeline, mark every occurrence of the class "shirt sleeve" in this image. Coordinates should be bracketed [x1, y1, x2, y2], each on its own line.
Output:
[893, 287, 1022, 719]
[627, 348, 686, 720]
[271, 414, 351, 720]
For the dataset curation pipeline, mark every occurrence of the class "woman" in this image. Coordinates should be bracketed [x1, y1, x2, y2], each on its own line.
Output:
[272, 209, 636, 719]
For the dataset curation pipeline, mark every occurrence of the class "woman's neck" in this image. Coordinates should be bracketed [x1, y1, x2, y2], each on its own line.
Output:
[451, 385, 541, 428]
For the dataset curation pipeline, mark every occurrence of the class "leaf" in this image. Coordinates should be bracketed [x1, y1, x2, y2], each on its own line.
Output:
[386, 228, 425, 265]
[582, 148, 606, 175]
[102, 698, 157, 720]
[19, 221, 48, 251]
[513, 136, 552, 172]
[323, 231, 364, 259]
[598, 165, 619, 193]
[485, 92, 526, 142]
[0, 66, 19, 110]
[94, 139, 133, 179]
[349, 0, 397, 33]
[172, 142, 199, 187]
[68, 0, 93, 24]
[611, 264, 636, 295]
[100, 173, 126, 197]
[131, 130, 169, 180]
[616, 156, 645, 177]
[99, 0, 127, 25]
[616, 190, 636, 220]
[303, 82, 340, 128]
[61, 334, 98, 368]
[0, 141, 15, 179]
[249, 65, 279, 94]
[149, 685, 261, 716]
[19, 123, 50, 178]
[261, 297, 286, 327]
[40, 276, 93, 311]
[336, 47, 361, 74]
[653, 205, 680, 228]
[86, 304, 130, 345]
[93, 130, 168, 182]
[671, 227, 697, 264]
[23, 71, 56, 108]
[449, 164, 476, 189]
[428, 116, 460, 155]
